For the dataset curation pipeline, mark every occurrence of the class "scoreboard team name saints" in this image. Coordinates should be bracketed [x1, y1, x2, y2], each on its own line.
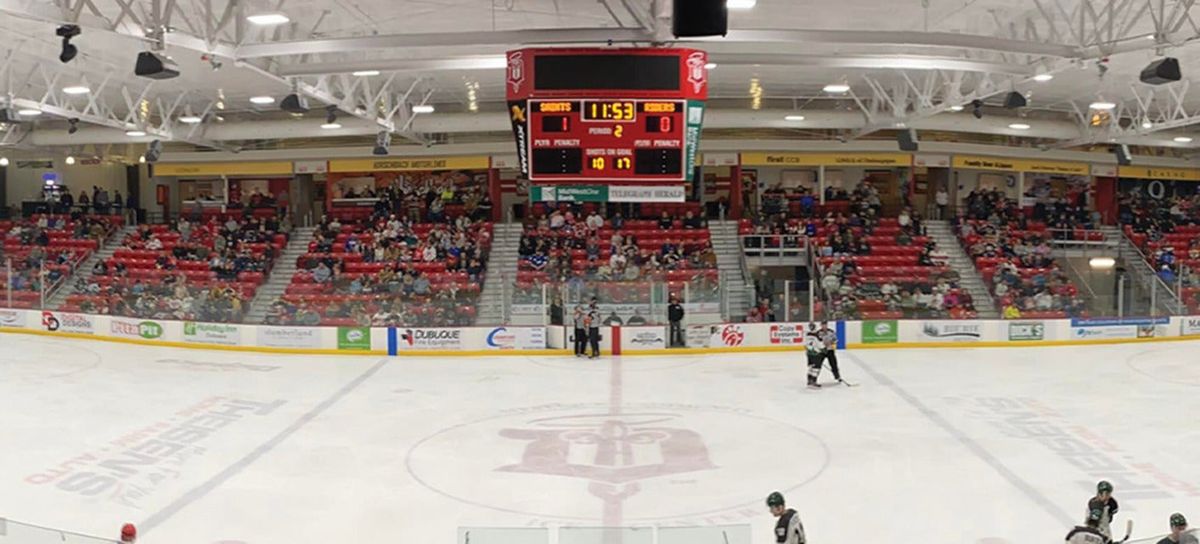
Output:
[506, 48, 708, 185]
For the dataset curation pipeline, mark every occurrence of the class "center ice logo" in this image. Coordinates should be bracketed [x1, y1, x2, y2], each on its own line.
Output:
[498, 415, 715, 484]
[406, 405, 827, 522]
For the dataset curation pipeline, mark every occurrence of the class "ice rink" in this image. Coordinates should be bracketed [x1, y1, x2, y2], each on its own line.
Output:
[2, 333, 1199, 544]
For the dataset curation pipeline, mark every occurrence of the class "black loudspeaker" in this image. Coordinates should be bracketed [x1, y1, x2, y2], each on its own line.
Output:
[144, 140, 163, 163]
[1140, 57, 1181, 85]
[1003, 91, 1027, 109]
[1114, 144, 1132, 166]
[897, 129, 919, 152]
[673, 0, 728, 38]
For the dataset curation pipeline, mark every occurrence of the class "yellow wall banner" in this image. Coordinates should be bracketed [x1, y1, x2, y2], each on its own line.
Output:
[154, 162, 294, 176]
[1117, 165, 1200, 181]
[328, 156, 491, 173]
[952, 155, 1089, 176]
[739, 153, 912, 167]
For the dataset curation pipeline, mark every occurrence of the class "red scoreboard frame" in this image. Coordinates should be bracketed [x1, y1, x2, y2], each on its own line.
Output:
[506, 47, 709, 184]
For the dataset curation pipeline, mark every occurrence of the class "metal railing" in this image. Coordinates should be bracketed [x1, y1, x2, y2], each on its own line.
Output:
[1118, 230, 1186, 316]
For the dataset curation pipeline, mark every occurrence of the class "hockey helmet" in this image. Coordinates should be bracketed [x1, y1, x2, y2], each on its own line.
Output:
[766, 491, 785, 507]
[1171, 513, 1188, 528]
[1097, 480, 1113, 494]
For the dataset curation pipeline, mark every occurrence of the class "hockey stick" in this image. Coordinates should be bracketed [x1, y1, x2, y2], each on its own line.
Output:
[1115, 519, 1133, 544]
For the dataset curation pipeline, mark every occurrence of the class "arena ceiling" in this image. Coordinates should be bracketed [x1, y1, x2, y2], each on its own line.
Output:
[1, 0, 1200, 155]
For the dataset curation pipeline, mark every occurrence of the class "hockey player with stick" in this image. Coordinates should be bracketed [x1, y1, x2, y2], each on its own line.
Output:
[804, 323, 824, 389]
[767, 491, 806, 544]
[1066, 509, 1111, 544]
[1157, 513, 1197, 544]
[1087, 480, 1120, 539]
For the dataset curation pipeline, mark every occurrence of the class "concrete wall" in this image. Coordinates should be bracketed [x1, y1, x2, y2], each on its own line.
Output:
[4, 160, 129, 208]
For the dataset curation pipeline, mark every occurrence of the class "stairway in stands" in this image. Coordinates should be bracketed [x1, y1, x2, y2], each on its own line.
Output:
[924, 220, 1000, 319]
[244, 226, 315, 323]
[709, 220, 753, 320]
[476, 222, 522, 324]
[45, 224, 136, 310]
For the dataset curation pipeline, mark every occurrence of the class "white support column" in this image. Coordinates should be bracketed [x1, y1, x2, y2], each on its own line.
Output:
[818, 165, 827, 204]
[1016, 171, 1025, 210]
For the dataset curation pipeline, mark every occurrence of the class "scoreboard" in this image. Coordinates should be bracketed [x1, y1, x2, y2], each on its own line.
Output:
[506, 48, 708, 183]
[529, 99, 686, 178]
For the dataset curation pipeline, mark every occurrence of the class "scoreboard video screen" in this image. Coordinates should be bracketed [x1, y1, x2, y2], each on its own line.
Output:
[528, 99, 686, 180]
[506, 48, 708, 183]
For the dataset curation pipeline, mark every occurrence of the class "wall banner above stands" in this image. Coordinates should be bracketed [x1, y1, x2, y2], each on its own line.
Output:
[951, 155, 1089, 176]
[1117, 165, 1200, 181]
[530, 185, 685, 203]
[913, 154, 951, 168]
[328, 156, 491, 173]
[740, 152, 912, 167]
[154, 161, 293, 177]
[701, 153, 739, 167]
[293, 160, 328, 174]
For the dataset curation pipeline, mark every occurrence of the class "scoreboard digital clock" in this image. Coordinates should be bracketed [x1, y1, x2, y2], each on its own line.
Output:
[506, 47, 708, 183]
[529, 99, 686, 178]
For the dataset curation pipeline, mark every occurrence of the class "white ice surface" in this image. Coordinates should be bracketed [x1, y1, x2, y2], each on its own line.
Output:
[2, 333, 1199, 544]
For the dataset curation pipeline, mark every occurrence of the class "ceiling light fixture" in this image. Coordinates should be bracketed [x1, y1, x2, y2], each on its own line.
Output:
[1032, 73, 1054, 82]
[1142, 120, 1154, 129]
[65, 155, 76, 165]
[17, 108, 42, 116]
[1089, 101, 1117, 110]
[823, 83, 850, 93]
[784, 115, 805, 121]
[948, 105, 964, 112]
[178, 115, 202, 124]
[1008, 123, 1031, 130]
[352, 70, 381, 77]
[705, 62, 717, 70]
[139, 155, 146, 164]
[1174, 136, 1193, 143]
[1089, 257, 1116, 269]
[320, 122, 342, 130]
[125, 130, 146, 137]
[726, 0, 757, 9]
[412, 104, 435, 114]
[0, 157, 8, 167]
[249, 96, 274, 105]
[62, 85, 90, 95]
[246, 12, 290, 25]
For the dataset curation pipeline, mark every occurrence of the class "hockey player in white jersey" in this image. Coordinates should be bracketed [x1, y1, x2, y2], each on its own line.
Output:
[767, 491, 806, 544]
[1087, 480, 1120, 539]
[804, 323, 823, 389]
[1066, 508, 1111, 544]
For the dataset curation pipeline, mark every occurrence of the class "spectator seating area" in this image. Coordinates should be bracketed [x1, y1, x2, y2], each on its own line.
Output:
[516, 204, 720, 321]
[809, 216, 978, 320]
[1, 215, 120, 308]
[63, 216, 285, 322]
[956, 220, 1086, 319]
[271, 215, 491, 327]
[1120, 191, 1200, 313]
